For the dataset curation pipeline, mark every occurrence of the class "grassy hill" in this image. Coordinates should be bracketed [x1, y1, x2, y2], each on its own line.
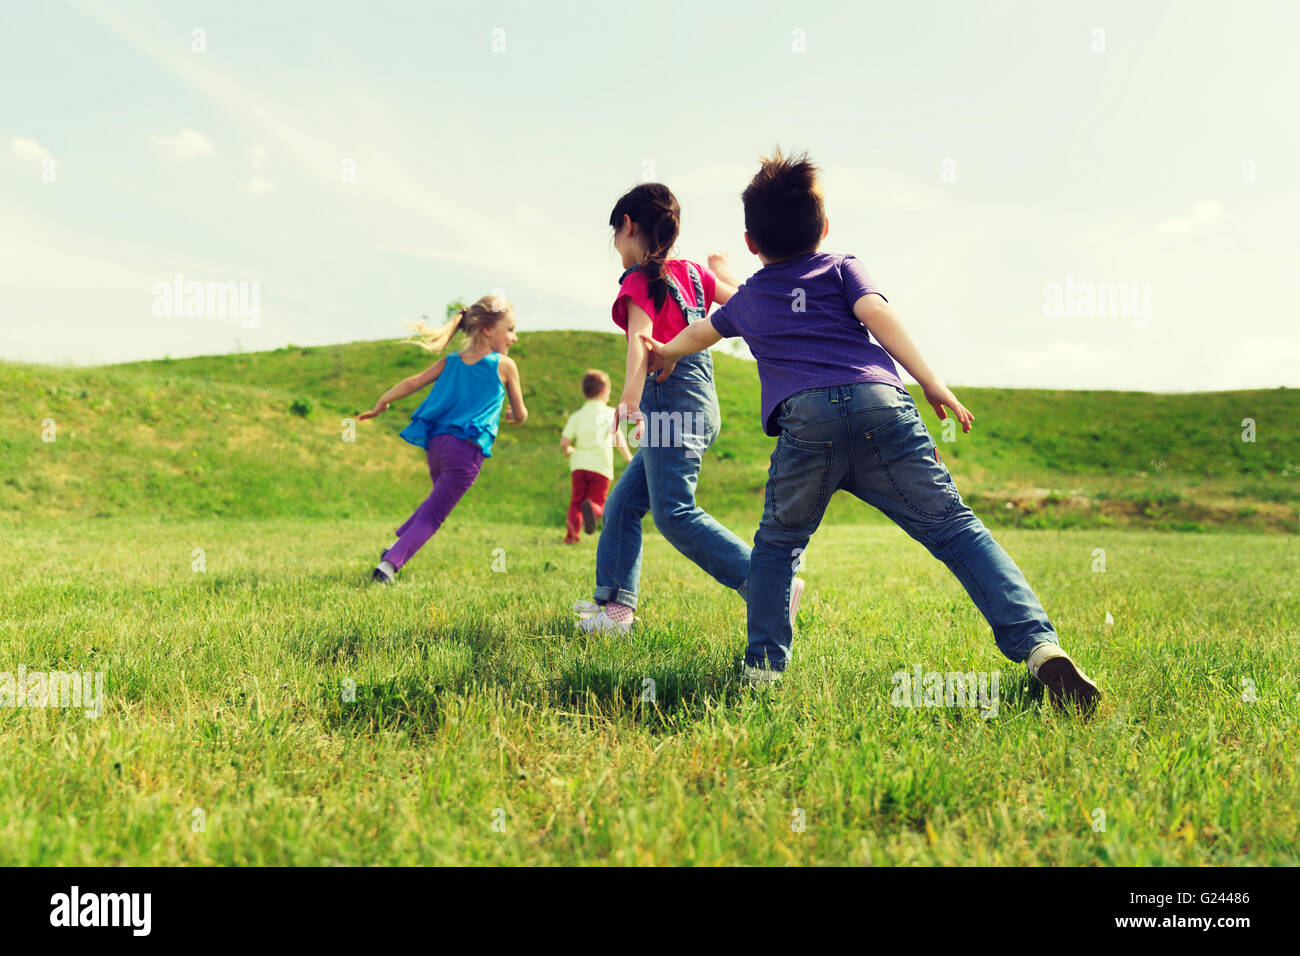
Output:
[4, 333, 1299, 867]
[3, 331, 1297, 531]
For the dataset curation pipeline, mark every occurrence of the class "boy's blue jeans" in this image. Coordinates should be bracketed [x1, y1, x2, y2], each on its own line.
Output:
[593, 350, 751, 609]
[748, 382, 1059, 671]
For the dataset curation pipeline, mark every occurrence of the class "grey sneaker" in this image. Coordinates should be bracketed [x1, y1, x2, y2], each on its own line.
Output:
[1027, 643, 1100, 714]
[741, 663, 783, 688]
[576, 607, 633, 635]
[572, 599, 601, 620]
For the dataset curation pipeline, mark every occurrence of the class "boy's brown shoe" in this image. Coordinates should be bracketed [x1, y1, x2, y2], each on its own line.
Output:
[1027, 643, 1101, 715]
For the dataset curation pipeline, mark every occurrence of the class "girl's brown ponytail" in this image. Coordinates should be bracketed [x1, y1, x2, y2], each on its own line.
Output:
[609, 183, 681, 311]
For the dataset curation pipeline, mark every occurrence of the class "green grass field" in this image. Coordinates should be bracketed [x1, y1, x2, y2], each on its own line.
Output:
[2, 332, 1297, 865]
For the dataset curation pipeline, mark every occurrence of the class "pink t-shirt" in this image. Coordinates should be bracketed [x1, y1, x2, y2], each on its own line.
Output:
[611, 259, 717, 342]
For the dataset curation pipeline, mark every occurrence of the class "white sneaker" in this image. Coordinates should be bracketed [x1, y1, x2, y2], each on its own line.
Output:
[741, 664, 783, 688]
[576, 607, 633, 635]
[1027, 643, 1101, 714]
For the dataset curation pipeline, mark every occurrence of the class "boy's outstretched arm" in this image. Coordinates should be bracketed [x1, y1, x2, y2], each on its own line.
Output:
[638, 319, 722, 383]
[853, 293, 974, 432]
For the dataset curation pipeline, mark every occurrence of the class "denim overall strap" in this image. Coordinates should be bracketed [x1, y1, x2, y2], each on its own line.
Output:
[662, 262, 707, 325]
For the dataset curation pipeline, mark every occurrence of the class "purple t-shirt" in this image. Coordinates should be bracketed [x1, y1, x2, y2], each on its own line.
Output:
[709, 252, 904, 436]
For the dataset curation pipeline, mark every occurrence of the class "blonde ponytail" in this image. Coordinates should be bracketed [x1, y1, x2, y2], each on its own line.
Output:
[405, 293, 514, 353]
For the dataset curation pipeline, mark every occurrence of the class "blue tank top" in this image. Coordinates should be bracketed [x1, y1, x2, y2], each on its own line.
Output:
[399, 351, 506, 456]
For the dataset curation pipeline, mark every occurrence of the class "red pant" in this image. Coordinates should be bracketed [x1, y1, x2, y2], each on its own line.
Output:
[566, 469, 610, 541]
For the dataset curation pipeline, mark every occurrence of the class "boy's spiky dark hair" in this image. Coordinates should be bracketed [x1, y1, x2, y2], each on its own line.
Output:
[741, 148, 825, 260]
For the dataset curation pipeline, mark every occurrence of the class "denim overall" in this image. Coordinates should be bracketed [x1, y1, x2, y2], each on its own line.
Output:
[593, 263, 751, 609]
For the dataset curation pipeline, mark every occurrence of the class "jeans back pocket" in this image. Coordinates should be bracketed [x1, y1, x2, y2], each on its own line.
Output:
[865, 407, 959, 520]
[767, 431, 835, 530]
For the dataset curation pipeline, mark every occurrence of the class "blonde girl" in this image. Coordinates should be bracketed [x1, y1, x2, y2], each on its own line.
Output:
[360, 294, 527, 582]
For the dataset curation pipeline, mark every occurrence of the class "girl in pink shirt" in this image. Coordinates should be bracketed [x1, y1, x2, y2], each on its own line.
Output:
[574, 183, 803, 634]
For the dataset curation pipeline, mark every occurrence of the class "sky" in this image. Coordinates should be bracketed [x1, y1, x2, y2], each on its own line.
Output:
[2, 0, 1298, 390]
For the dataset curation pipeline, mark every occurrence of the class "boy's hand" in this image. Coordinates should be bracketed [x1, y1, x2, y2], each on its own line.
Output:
[612, 396, 646, 443]
[921, 382, 974, 433]
[563, 445, 573, 457]
[358, 403, 387, 421]
[504, 405, 516, 424]
[637, 332, 679, 383]
[708, 252, 740, 290]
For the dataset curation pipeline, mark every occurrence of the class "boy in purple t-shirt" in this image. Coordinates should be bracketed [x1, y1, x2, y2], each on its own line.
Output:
[642, 150, 1100, 713]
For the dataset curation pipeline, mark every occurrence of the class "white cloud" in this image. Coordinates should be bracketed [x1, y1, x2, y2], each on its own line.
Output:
[73, 0, 607, 309]
[374, 243, 484, 269]
[1157, 200, 1222, 235]
[237, 145, 275, 195]
[152, 128, 214, 159]
[993, 340, 1132, 389]
[56, 1, 1297, 388]
[669, 162, 762, 196]
[0, 195, 319, 364]
[826, 165, 945, 212]
[1203, 335, 1300, 390]
[10, 137, 53, 164]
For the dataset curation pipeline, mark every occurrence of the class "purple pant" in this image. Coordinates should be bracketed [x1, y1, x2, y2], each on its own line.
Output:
[386, 433, 485, 570]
